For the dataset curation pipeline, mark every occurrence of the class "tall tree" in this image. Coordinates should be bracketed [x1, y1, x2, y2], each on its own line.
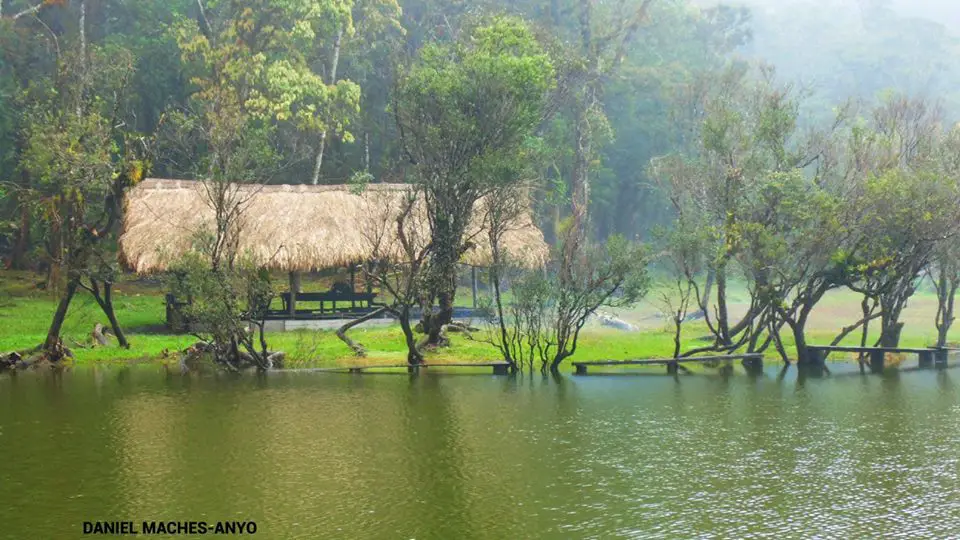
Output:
[394, 16, 554, 345]
[19, 44, 147, 355]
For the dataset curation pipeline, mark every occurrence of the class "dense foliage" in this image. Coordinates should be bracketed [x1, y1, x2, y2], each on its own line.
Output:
[4, 0, 960, 368]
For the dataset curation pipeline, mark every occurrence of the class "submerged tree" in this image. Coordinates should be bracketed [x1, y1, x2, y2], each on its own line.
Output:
[651, 65, 808, 356]
[655, 222, 708, 359]
[485, 228, 648, 374]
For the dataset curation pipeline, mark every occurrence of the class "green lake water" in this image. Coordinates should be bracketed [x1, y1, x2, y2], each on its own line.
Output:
[2, 365, 960, 539]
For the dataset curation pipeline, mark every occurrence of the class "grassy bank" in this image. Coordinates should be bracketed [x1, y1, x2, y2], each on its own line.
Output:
[2, 270, 957, 370]
[0, 270, 685, 368]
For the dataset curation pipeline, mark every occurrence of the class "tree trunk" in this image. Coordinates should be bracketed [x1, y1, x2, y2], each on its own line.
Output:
[935, 274, 958, 348]
[490, 264, 517, 370]
[44, 278, 79, 353]
[878, 298, 906, 348]
[83, 278, 129, 348]
[99, 282, 129, 348]
[879, 318, 904, 348]
[422, 232, 459, 345]
[288, 271, 300, 317]
[336, 306, 389, 356]
[700, 268, 715, 315]
[550, 351, 570, 374]
[364, 132, 370, 172]
[672, 315, 682, 359]
[310, 26, 344, 185]
[77, 0, 86, 116]
[788, 305, 817, 366]
[715, 266, 731, 344]
[9, 203, 29, 270]
[571, 103, 591, 237]
[398, 306, 423, 365]
[427, 290, 454, 345]
[791, 321, 812, 365]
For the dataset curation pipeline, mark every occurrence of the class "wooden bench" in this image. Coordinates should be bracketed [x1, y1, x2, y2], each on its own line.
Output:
[279, 291, 380, 315]
[314, 362, 512, 375]
[572, 353, 764, 375]
[807, 345, 948, 372]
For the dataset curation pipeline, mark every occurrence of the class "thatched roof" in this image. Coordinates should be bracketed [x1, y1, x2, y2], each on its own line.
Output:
[119, 179, 549, 273]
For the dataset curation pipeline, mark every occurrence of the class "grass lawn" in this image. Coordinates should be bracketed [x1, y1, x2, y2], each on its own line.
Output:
[2, 269, 958, 371]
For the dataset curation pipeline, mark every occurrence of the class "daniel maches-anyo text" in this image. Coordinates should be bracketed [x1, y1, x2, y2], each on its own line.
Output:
[82, 520, 257, 535]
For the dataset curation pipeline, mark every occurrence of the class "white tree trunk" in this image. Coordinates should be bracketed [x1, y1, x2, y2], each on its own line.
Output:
[311, 27, 344, 185]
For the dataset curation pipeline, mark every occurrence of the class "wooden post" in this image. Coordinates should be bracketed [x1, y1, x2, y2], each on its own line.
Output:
[667, 360, 679, 375]
[471, 266, 478, 308]
[742, 355, 763, 375]
[288, 271, 301, 318]
[869, 349, 885, 373]
[493, 363, 509, 375]
[936, 348, 949, 367]
[351, 265, 356, 309]
[366, 261, 373, 294]
[919, 350, 934, 369]
[575, 364, 587, 375]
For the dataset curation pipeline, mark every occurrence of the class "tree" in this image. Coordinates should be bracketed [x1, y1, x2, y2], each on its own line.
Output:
[394, 16, 554, 344]
[651, 65, 808, 356]
[176, 0, 361, 183]
[844, 168, 960, 347]
[835, 96, 960, 348]
[930, 239, 960, 349]
[309, 0, 403, 185]
[361, 187, 433, 365]
[497, 230, 649, 373]
[928, 127, 960, 348]
[19, 44, 147, 356]
[655, 222, 708, 359]
[734, 170, 848, 365]
[478, 181, 537, 372]
[168, 247, 279, 371]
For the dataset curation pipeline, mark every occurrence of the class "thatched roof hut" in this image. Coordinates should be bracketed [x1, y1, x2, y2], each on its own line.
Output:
[119, 179, 549, 274]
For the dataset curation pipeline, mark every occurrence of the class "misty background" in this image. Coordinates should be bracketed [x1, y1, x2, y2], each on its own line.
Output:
[698, 0, 960, 120]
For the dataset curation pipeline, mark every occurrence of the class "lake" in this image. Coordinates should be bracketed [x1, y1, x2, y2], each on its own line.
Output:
[2, 365, 960, 538]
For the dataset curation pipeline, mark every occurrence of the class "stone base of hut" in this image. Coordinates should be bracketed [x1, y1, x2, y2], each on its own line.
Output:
[262, 318, 396, 332]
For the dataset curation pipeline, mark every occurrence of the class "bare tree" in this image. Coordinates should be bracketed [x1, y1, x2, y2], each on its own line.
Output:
[360, 187, 432, 365]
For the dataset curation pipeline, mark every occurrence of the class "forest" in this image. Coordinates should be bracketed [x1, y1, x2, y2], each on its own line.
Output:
[3, 0, 960, 372]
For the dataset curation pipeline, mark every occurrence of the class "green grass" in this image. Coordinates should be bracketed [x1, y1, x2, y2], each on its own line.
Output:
[3, 269, 958, 371]
[0, 270, 682, 368]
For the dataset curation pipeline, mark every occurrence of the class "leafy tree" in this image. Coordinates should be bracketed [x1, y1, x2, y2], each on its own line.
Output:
[489, 231, 649, 373]
[18, 44, 147, 356]
[651, 65, 807, 356]
[394, 16, 553, 345]
[173, 0, 361, 182]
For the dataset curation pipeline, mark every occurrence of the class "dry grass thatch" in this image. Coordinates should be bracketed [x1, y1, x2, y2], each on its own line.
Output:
[119, 179, 549, 273]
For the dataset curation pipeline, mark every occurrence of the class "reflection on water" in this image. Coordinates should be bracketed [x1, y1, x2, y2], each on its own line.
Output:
[2, 366, 960, 539]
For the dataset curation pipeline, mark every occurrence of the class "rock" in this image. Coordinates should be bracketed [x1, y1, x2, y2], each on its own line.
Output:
[92, 323, 110, 346]
[0, 351, 22, 371]
[683, 310, 706, 322]
[267, 351, 285, 369]
[595, 312, 638, 332]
